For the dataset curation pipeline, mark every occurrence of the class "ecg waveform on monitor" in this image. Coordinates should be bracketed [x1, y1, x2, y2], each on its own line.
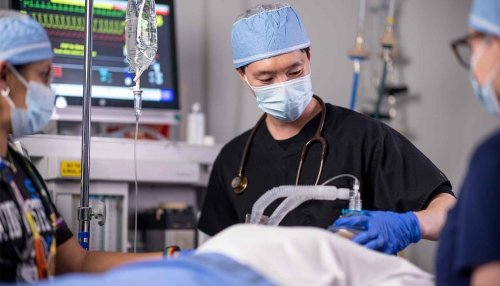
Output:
[20, 0, 126, 18]
[30, 12, 125, 36]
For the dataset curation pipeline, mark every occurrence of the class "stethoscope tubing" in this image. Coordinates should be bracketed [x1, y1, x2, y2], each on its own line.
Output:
[233, 95, 328, 194]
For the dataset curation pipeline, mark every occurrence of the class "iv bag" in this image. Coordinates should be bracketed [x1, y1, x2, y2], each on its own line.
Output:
[126, 0, 158, 81]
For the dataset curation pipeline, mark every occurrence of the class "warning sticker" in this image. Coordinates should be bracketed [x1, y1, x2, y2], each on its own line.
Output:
[60, 160, 81, 178]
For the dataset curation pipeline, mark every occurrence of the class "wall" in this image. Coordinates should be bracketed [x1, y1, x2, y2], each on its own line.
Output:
[179, 0, 498, 273]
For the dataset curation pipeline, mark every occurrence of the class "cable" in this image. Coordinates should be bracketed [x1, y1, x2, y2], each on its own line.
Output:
[321, 174, 360, 188]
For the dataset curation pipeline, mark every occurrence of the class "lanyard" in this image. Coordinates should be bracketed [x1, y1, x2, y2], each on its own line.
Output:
[0, 151, 57, 280]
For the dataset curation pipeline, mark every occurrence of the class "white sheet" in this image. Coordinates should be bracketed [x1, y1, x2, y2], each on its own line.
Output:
[197, 224, 434, 286]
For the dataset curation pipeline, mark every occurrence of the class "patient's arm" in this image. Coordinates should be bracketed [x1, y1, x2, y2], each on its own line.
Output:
[414, 193, 456, 240]
[472, 262, 500, 286]
[56, 237, 162, 274]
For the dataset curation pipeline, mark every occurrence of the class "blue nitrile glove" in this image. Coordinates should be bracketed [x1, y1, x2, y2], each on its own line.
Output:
[332, 210, 421, 254]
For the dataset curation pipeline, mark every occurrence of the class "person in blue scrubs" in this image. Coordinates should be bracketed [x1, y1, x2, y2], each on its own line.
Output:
[436, 0, 500, 285]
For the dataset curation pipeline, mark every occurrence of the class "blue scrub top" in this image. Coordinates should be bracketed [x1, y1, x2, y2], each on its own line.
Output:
[0, 253, 274, 286]
[436, 130, 500, 285]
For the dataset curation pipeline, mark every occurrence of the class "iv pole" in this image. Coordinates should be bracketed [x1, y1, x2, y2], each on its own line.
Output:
[77, 0, 94, 250]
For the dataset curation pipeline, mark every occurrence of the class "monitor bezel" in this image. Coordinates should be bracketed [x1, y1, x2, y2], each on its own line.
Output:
[11, 0, 181, 124]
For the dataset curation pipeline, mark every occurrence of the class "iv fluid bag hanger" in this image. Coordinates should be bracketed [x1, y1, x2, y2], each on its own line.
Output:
[126, 0, 157, 116]
[126, 0, 158, 83]
[247, 185, 351, 226]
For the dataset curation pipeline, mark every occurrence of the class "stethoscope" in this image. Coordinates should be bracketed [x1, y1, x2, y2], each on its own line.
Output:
[231, 95, 328, 194]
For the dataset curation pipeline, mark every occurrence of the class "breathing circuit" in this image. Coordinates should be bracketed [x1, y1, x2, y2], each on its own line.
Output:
[125, 0, 158, 253]
[246, 185, 351, 225]
[246, 174, 361, 226]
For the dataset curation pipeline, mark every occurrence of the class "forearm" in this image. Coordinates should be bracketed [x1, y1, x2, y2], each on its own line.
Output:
[472, 262, 500, 286]
[414, 193, 456, 240]
[79, 251, 162, 273]
[56, 237, 162, 274]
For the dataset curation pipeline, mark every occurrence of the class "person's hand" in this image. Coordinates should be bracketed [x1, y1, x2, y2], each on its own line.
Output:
[332, 210, 421, 254]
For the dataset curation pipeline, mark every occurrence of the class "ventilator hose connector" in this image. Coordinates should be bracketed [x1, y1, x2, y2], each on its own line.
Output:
[248, 185, 351, 225]
[349, 181, 362, 211]
[321, 174, 361, 212]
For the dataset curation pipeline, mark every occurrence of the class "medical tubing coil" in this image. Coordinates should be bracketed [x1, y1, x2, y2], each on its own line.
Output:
[249, 186, 350, 224]
[267, 188, 351, 226]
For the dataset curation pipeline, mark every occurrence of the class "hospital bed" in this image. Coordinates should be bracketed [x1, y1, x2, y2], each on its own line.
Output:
[4, 224, 434, 286]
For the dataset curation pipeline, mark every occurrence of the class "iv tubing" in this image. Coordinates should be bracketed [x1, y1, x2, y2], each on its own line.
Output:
[349, 61, 361, 110]
[388, 0, 396, 20]
[357, 0, 367, 32]
[374, 58, 388, 119]
[373, 0, 396, 119]
[348, 0, 368, 110]
[321, 174, 360, 188]
[132, 78, 142, 253]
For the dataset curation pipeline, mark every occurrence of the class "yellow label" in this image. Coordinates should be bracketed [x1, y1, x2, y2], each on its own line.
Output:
[60, 160, 81, 178]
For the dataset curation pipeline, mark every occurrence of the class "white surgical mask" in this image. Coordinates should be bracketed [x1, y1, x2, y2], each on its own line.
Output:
[0, 65, 55, 138]
[245, 73, 314, 122]
[470, 44, 500, 116]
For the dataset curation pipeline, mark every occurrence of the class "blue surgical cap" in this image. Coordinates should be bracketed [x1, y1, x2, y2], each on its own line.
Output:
[469, 0, 500, 36]
[231, 4, 310, 68]
[0, 10, 53, 65]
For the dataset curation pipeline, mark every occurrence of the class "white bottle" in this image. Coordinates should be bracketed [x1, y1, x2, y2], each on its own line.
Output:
[187, 102, 205, 144]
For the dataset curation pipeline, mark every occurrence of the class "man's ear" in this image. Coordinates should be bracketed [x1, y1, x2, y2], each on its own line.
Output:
[494, 37, 500, 50]
[0, 62, 9, 91]
[236, 68, 246, 82]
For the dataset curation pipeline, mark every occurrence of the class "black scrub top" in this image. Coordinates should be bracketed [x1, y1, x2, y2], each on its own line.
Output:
[0, 146, 73, 282]
[198, 102, 452, 236]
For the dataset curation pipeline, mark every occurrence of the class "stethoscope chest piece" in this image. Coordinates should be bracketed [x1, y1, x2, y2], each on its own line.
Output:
[232, 175, 248, 194]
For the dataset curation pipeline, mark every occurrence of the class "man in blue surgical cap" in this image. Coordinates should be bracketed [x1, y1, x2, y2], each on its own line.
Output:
[199, 3, 456, 255]
[436, 0, 500, 284]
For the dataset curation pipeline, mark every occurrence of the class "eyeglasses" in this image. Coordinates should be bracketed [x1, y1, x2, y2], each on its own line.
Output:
[450, 33, 488, 70]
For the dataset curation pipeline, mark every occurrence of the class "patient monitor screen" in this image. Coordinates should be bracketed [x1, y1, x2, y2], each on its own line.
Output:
[13, 0, 179, 111]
